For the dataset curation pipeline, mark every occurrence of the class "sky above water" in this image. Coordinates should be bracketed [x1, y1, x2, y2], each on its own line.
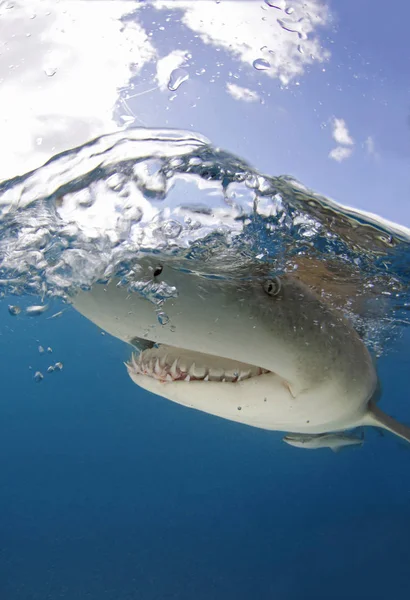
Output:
[1, 0, 409, 225]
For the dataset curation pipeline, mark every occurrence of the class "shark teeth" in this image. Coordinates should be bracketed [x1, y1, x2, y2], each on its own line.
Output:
[154, 359, 162, 375]
[170, 359, 179, 378]
[126, 348, 271, 384]
[131, 353, 140, 371]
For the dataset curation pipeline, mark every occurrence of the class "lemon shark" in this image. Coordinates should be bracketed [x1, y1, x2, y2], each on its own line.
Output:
[72, 258, 410, 442]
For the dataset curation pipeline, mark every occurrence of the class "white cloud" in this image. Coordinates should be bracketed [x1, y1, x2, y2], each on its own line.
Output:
[154, 0, 330, 85]
[226, 83, 260, 103]
[332, 118, 354, 146]
[0, 0, 332, 182]
[0, 1, 156, 180]
[329, 146, 353, 162]
[328, 117, 354, 162]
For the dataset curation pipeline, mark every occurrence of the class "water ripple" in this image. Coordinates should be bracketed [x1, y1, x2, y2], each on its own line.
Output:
[1, 127, 410, 355]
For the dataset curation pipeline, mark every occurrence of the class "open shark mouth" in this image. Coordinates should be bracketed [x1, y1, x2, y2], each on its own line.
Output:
[126, 344, 271, 383]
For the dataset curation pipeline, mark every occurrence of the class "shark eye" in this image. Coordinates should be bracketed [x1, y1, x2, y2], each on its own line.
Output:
[263, 277, 281, 297]
[153, 265, 163, 277]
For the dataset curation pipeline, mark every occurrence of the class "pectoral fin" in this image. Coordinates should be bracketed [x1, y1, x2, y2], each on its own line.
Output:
[359, 401, 410, 443]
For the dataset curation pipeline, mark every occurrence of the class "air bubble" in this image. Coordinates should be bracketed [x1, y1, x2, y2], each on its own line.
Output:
[44, 67, 57, 77]
[277, 18, 307, 40]
[157, 311, 170, 326]
[265, 0, 286, 8]
[168, 68, 189, 91]
[161, 220, 183, 239]
[26, 304, 49, 316]
[8, 305, 21, 316]
[253, 58, 271, 71]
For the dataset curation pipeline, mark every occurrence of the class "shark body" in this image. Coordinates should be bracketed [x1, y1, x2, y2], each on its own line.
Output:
[72, 258, 410, 442]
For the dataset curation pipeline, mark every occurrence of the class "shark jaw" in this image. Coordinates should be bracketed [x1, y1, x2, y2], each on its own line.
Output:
[123, 342, 358, 433]
[126, 345, 272, 384]
[124, 343, 297, 430]
[125, 341, 410, 443]
[124, 343, 301, 431]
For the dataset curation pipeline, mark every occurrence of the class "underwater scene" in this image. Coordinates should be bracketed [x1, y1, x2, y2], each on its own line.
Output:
[1, 1, 410, 599]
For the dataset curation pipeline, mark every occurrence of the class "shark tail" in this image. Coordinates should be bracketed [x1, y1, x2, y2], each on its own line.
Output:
[360, 401, 410, 443]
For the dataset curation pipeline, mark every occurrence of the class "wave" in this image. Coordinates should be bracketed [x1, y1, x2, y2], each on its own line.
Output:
[1, 127, 410, 355]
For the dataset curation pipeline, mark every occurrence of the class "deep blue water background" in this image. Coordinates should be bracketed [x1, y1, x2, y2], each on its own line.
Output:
[1, 297, 410, 599]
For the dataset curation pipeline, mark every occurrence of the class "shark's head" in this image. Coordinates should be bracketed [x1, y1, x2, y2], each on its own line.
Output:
[73, 258, 380, 434]
[72, 257, 410, 443]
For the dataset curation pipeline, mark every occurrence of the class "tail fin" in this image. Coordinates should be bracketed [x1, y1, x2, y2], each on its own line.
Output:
[362, 401, 410, 443]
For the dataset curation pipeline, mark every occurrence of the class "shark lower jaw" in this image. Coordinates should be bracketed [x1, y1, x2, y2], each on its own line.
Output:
[125, 344, 272, 384]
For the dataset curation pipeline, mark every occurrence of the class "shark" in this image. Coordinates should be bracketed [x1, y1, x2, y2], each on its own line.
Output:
[72, 257, 410, 443]
[283, 430, 365, 452]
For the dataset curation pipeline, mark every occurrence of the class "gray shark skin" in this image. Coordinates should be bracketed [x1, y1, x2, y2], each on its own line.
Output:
[72, 258, 410, 442]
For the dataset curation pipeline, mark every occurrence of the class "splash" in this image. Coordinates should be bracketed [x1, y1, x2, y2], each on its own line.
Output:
[1, 127, 410, 355]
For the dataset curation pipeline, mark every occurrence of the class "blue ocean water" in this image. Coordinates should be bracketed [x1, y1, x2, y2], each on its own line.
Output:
[1, 130, 410, 599]
[1, 301, 410, 599]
